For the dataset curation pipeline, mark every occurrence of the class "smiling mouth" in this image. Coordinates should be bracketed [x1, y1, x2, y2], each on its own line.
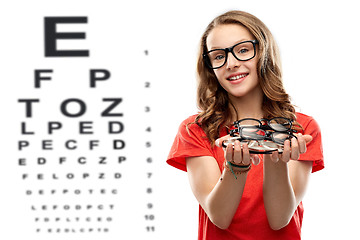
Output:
[227, 73, 249, 81]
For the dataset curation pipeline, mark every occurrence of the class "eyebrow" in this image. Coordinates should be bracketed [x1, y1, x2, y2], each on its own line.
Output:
[208, 39, 251, 50]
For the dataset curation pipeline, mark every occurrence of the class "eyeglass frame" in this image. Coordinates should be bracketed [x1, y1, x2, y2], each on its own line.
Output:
[232, 117, 297, 133]
[223, 127, 296, 154]
[203, 40, 259, 69]
[230, 126, 297, 145]
[222, 137, 278, 154]
[229, 117, 297, 148]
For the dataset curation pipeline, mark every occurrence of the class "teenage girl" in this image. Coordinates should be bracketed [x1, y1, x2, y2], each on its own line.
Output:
[167, 10, 324, 240]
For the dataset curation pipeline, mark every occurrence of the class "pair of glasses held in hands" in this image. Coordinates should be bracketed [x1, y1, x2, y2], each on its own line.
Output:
[222, 117, 298, 154]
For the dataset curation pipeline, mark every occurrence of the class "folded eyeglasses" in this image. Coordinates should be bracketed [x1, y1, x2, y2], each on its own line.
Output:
[222, 117, 298, 154]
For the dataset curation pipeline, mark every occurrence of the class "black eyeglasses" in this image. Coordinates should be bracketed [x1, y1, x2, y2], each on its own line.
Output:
[222, 137, 280, 154]
[233, 117, 296, 133]
[230, 127, 296, 145]
[203, 40, 258, 69]
[222, 117, 297, 154]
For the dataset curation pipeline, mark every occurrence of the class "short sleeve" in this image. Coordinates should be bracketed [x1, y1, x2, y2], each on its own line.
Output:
[297, 114, 324, 173]
[166, 116, 214, 172]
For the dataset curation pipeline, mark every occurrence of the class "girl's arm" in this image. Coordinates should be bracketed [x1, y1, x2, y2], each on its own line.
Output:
[186, 140, 252, 229]
[263, 134, 313, 230]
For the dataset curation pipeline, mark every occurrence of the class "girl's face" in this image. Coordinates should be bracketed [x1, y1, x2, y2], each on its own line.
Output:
[206, 24, 261, 100]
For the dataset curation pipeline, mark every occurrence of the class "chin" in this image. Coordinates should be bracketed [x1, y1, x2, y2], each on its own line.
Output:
[227, 88, 250, 98]
[227, 83, 262, 98]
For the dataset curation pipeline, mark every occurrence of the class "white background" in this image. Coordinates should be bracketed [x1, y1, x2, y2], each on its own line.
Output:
[1, 0, 359, 239]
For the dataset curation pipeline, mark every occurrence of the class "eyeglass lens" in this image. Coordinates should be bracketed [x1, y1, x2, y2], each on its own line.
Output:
[236, 117, 291, 132]
[241, 128, 265, 140]
[241, 128, 291, 145]
[266, 118, 291, 132]
[207, 41, 255, 69]
[237, 119, 261, 128]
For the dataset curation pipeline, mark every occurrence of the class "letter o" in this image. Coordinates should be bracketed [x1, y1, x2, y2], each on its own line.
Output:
[66, 173, 74, 179]
[60, 98, 86, 117]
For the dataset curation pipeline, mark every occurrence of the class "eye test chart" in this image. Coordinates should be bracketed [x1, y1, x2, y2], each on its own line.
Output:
[0, 2, 198, 239]
[1, 0, 360, 240]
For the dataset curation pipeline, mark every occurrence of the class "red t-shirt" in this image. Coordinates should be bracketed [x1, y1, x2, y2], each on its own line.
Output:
[167, 113, 324, 240]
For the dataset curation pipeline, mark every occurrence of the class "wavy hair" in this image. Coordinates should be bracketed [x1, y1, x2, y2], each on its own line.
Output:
[193, 10, 298, 145]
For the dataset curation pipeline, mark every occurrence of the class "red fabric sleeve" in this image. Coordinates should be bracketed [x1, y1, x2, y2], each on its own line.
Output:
[167, 116, 214, 172]
[297, 113, 324, 173]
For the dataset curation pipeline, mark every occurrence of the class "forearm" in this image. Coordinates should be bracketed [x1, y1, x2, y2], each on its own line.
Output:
[186, 141, 253, 229]
[205, 165, 248, 229]
[263, 158, 296, 230]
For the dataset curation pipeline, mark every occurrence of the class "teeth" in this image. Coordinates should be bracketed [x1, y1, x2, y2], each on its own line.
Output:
[229, 74, 247, 80]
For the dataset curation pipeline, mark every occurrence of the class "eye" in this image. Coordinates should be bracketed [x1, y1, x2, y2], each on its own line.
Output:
[208, 50, 226, 62]
[214, 54, 225, 61]
[238, 48, 249, 54]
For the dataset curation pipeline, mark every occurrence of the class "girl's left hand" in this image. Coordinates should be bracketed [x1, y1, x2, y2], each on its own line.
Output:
[268, 133, 312, 163]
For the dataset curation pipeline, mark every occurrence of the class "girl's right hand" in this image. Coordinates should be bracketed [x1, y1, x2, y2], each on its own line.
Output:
[215, 135, 260, 166]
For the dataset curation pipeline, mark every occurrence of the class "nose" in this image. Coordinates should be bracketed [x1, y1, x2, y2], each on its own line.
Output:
[225, 52, 240, 69]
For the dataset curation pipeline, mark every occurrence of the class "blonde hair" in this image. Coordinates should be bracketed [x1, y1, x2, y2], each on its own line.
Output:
[194, 10, 297, 144]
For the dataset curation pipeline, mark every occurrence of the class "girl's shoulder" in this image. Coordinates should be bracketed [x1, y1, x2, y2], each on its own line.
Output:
[295, 112, 320, 130]
[296, 112, 320, 137]
[296, 112, 314, 122]
[181, 114, 198, 124]
[178, 114, 202, 132]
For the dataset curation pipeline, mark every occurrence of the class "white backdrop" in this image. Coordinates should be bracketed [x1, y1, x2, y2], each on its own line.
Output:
[1, 0, 359, 239]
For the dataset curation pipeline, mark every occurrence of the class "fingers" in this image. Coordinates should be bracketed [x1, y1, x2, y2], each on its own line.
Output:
[303, 134, 313, 144]
[290, 137, 300, 160]
[280, 139, 291, 162]
[223, 140, 252, 165]
[241, 143, 251, 165]
[225, 142, 234, 161]
[279, 133, 311, 162]
[297, 133, 306, 154]
[291, 133, 309, 159]
[232, 141, 242, 164]
[270, 151, 280, 163]
[251, 154, 261, 165]
[218, 133, 313, 164]
[215, 135, 231, 148]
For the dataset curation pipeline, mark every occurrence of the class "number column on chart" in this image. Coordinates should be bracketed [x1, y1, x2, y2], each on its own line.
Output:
[144, 49, 155, 233]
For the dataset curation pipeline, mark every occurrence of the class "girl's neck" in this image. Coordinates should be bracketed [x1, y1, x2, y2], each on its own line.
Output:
[228, 87, 264, 122]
